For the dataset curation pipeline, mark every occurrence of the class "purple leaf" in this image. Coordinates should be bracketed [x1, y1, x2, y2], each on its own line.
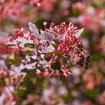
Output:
[46, 29, 60, 36]
[75, 28, 84, 38]
[28, 22, 41, 39]
[41, 31, 54, 41]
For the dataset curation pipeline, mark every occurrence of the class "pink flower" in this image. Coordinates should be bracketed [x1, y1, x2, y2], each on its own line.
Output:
[23, 32, 30, 39]
[40, 0, 54, 12]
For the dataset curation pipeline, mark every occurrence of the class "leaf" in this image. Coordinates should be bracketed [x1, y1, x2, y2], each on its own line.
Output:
[28, 22, 41, 39]
[51, 43, 56, 49]
[45, 56, 51, 62]
[30, 58, 38, 63]
[51, 62, 61, 70]
[72, 55, 75, 59]
[7, 55, 21, 65]
[44, 50, 59, 59]
[62, 56, 70, 60]
[56, 37, 63, 43]
[6, 40, 17, 46]
[41, 31, 54, 41]
[24, 43, 34, 48]
[16, 37, 28, 42]
[43, 41, 49, 47]
[59, 52, 64, 58]
[7, 44, 16, 46]
[17, 80, 33, 97]
[0, 81, 6, 87]
[21, 68, 29, 73]
[38, 66, 45, 71]
[46, 29, 60, 36]
[53, 39, 61, 44]
[75, 28, 84, 38]
[42, 47, 53, 53]
[25, 50, 34, 56]
[62, 58, 67, 64]
[67, 55, 71, 59]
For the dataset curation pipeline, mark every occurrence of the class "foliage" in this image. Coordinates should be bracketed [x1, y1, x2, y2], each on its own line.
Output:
[0, 0, 105, 104]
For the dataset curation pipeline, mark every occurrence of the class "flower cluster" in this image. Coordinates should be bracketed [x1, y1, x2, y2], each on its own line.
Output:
[0, 0, 55, 26]
[0, 21, 91, 104]
[0, 40, 19, 55]
[71, 2, 105, 33]
[7, 22, 91, 79]
[43, 22, 91, 78]
[9, 28, 33, 41]
[72, 2, 86, 12]
[0, 0, 105, 104]
[0, 0, 22, 25]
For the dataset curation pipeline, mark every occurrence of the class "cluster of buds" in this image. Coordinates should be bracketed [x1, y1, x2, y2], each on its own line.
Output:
[9, 28, 34, 41]
[77, 55, 91, 69]
[6, 21, 91, 80]
[0, 40, 19, 55]
[55, 69, 71, 80]
[42, 22, 91, 79]
[9, 28, 24, 41]
[72, 2, 86, 12]
[0, 21, 91, 104]
[0, 0, 55, 26]
[0, 0, 22, 25]
[71, 2, 105, 33]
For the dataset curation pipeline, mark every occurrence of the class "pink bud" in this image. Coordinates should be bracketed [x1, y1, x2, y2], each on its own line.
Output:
[43, 22, 47, 26]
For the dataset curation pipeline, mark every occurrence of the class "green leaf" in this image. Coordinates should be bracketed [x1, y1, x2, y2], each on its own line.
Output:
[51, 62, 61, 70]
[25, 50, 34, 56]
[0, 81, 6, 87]
[24, 43, 34, 48]
[72, 55, 75, 59]
[53, 39, 60, 44]
[47, 43, 50, 46]
[44, 50, 60, 59]
[7, 55, 21, 65]
[17, 80, 33, 97]
[59, 52, 64, 58]
[51, 43, 56, 49]
[62, 56, 70, 60]
[8, 44, 16, 46]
